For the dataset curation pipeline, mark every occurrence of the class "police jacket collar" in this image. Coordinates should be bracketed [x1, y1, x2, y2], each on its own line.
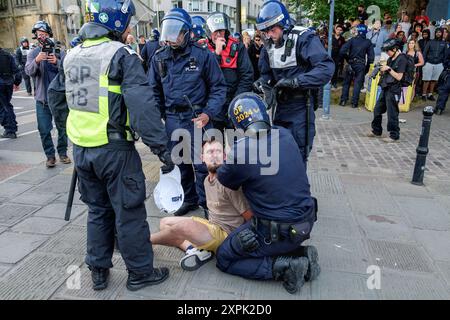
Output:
[161, 43, 192, 59]
[79, 23, 113, 41]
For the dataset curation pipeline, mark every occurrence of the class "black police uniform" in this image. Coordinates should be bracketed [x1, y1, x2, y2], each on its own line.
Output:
[340, 34, 375, 107]
[0, 48, 21, 137]
[435, 43, 450, 114]
[15, 45, 33, 94]
[216, 127, 316, 280]
[371, 53, 408, 140]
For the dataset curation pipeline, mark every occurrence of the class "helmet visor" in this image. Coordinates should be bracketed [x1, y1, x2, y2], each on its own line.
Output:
[160, 19, 189, 44]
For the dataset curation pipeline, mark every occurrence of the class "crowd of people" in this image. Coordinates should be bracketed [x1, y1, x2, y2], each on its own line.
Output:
[0, 0, 448, 297]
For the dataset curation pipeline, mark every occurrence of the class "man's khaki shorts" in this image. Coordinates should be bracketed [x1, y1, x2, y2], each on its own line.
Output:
[192, 217, 228, 253]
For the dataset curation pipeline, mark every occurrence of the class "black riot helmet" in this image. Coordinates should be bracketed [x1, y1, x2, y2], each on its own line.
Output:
[205, 12, 231, 39]
[32, 21, 53, 39]
[381, 38, 402, 52]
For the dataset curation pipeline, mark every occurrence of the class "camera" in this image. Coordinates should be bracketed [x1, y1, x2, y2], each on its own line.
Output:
[371, 63, 381, 79]
[39, 37, 60, 55]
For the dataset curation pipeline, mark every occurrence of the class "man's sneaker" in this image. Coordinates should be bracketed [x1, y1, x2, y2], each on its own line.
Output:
[339, 100, 347, 106]
[272, 256, 309, 294]
[1, 132, 17, 139]
[180, 247, 214, 271]
[435, 108, 443, 115]
[59, 155, 72, 164]
[89, 266, 110, 291]
[421, 95, 427, 101]
[46, 157, 56, 168]
[126, 267, 169, 291]
[366, 131, 382, 138]
[361, 88, 367, 93]
[173, 202, 199, 216]
[382, 137, 399, 143]
[427, 94, 436, 101]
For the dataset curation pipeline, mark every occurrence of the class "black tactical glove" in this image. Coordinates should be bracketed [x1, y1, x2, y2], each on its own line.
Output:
[274, 77, 300, 90]
[158, 149, 175, 174]
[237, 228, 260, 252]
[253, 77, 266, 93]
[365, 64, 370, 75]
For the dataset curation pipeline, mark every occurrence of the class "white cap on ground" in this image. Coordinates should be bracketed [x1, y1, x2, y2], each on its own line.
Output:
[154, 166, 184, 214]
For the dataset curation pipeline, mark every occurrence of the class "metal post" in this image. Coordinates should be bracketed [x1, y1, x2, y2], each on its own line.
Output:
[236, 0, 242, 33]
[411, 106, 435, 186]
[322, 0, 334, 120]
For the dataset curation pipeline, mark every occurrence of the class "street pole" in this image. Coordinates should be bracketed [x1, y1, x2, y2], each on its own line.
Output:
[236, 0, 242, 33]
[322, 0, 334, 120]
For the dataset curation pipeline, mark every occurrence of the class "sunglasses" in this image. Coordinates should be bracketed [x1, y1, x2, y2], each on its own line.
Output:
[255, 38, 261, 41]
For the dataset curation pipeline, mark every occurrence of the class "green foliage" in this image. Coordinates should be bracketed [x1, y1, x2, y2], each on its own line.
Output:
[290, 0, 400, 24]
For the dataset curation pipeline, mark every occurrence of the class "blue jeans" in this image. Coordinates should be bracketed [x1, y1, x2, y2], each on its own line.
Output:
[36, 101, 68, 158]
[0, 84, 17, 134]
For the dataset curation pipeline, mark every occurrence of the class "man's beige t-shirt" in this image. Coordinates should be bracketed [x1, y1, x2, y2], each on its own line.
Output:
[204, 176, 250, 235]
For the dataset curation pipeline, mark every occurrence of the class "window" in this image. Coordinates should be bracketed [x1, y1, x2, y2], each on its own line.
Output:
[172, 0, 183, 8]
[207, 1, 213, 12]
[0, 0, 8, 10]
[223, 5, 228, 15]
[191, 0, 201, 12]
[216, 3, 221, 12]
[14, 0, 35, 6]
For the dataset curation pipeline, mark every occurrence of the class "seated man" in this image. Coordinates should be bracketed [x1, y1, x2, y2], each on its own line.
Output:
[150, 139, 252, 271]
[215, 93, 320, 295]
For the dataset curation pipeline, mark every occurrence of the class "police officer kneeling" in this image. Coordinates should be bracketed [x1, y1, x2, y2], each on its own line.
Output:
[56, 0, 174, 291]
[215, 93, 319, 294]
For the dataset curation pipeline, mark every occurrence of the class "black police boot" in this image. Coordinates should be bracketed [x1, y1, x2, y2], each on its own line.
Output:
[272, 256, 308, 294]
[126, 267, 169, 291]
[1, 132, 17, 139]
[173, 202, 199, 216]
[351, 103, 358, 109]
[89, 266, 110, 291]
[285, 245, 321, 282]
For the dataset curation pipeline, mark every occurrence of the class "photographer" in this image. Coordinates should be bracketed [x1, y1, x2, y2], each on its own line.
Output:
[25, 21, 70, 168]
[368, 39, 408, 143]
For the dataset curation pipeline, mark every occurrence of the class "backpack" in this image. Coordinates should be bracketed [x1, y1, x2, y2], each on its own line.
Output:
[401, 53, 416, 87]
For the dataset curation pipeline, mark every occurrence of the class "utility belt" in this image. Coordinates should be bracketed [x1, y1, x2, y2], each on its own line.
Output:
[107, 119, 139, 143]
[251, 216, 313, 244]
[276, 88, 308, 103]
[167, 104, 203, 114]
[349, 58, 366, 65]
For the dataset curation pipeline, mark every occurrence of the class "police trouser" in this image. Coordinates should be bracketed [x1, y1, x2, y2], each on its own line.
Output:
[216, 217, 314, 280]
[73, 143, 154, 274]
[21, 70, 32, 94]
[436, 72, 450, 112]
[341, 63, 366, 106]
[371, 88, 400, 140]
[273, 98, 315, 162]
[165, 111, 210, 208]
[0, 84, 17, 134]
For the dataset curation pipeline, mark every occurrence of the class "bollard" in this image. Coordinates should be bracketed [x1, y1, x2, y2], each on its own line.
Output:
[411, 106, 435, 186]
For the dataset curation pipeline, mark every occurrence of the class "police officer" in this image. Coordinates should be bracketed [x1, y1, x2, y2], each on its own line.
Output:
[191, 16, 207, 43]
[140, 28, 160, 73]
[0, 46, 21, 139]
[215, 93, 319, 294]
[255, 0, 334, 162]
[435, 42, 450, 115]
[368, 39, 408, 142]
[205, 12, 254, 131]
[15, 37, 33, 96]
[149, 8, 227, 216]
[53, 0, 174, 291]
[339, 24, 375, 108]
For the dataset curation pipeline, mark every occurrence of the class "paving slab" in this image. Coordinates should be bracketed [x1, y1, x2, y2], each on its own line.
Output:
[0, 264, 12, 277]
[436, 261, 450, 288]
[52, 265, 127, 300]
[30, 175, 72, 194]
[10, 192, 59, 206]
[118, 261, 192, 300]
[0, 182, 33, 199]
[34, 203, 86, 220]
[382, 178, 434, 198]
[311, 216, 361, 240]
[425, 180, 450, 196]
[308, 172, 345, 195]
[244, 278, 311, 300]
[6, 166, 62, 185]
[395, 196, 450, 231]
[38, 225, 87, 256]
[378, 270, 450, 300]
[0, 204, 41, 227]
[314, 194, 353, 218]
[366, 239, 434, 273]
[414, 230, 450, 262]
[0, 232, 48, 264]
[305, 236, 370, 275]
[356, 215, 416, 244]
[310, 271, 379, 300]
[12, 217, 68, 235]
[0, 253, 80, 299]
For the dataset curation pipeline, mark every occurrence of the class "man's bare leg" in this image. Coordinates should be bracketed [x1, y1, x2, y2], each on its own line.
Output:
[151, 217, 213, 251]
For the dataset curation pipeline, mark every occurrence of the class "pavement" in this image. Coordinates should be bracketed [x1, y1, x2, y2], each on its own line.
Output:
[0, 91, 450, 300]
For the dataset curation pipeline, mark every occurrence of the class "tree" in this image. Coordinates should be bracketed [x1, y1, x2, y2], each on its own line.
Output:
[399, 0, 430, 18]
[289, 0, 400, 24]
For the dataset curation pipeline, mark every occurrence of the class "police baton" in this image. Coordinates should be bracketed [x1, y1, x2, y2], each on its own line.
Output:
[64, 167, 77, 221]
[183, 95, 211, 140]
[411, 106, 434, 186]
